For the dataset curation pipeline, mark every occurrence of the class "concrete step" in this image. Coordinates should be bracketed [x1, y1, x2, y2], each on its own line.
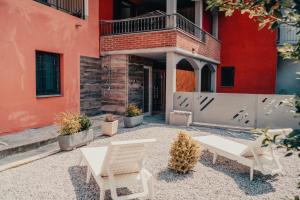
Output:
[0, 142, 60, 172]
[0, 125, 59, 159]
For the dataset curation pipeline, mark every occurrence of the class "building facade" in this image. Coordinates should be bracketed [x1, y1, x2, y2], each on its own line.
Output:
[0, 0, 298, 134]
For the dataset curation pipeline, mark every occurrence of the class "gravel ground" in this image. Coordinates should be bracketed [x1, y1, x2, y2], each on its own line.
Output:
[0, 122, 299, 200]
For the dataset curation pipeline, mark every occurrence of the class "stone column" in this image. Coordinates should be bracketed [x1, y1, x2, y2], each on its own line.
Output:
[212, 11, 219, 38]
[165, 52, 177, 123]
[195, 0, 203, 29]
[195, 68, 201, 92]
[166, 0, 177, 28]
[211, 64, 217, 92]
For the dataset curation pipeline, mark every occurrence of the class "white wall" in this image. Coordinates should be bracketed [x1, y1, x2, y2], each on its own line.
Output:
[174, 92, 299, 129]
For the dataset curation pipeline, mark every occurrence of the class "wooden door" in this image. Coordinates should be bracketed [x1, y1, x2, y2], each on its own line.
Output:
[152, 69, 166, 113]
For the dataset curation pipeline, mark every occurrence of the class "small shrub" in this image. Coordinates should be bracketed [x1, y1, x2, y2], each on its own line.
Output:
[79, 115, 92, 131]
[55, 112, 81, 135]
[105, 113, 115, 122]
[168, 131, 200, 174]
[125, 104, 142, 117]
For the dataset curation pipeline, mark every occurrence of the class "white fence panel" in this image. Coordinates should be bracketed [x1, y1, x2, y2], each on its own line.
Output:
[257, 95, 299, 129]
[193, 93, 256, 128]
[174, 92, 194, 112]
[173, 92, 300, 129]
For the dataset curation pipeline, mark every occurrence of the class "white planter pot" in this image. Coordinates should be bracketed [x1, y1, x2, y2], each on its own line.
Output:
[58, 129, 94, 151]
[123, 115, 143, 128]
[102, 120, 119, 136]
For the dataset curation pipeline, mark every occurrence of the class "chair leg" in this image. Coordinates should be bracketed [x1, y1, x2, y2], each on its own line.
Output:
[79, 156, 84, 166]
[148, 175, 154, 200]
[250, 166, 254, 181]
[86, 167, 91, 183]
[99, 189, 105, 200]
[213, 152, 217, 164]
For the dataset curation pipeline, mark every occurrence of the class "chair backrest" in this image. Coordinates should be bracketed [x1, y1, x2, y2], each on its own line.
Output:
[242, 128, 293, 157]
[100, 139, 156, 177]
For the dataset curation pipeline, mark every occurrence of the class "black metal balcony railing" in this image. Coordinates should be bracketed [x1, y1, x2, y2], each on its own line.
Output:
[34, 0, 85, 19]
[100, 13, 206, 42]
[278, 24, 300, 45]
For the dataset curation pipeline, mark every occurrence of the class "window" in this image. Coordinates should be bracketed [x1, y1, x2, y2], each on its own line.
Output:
[36, 51, 61, 96]
[221, 66, 235, 87]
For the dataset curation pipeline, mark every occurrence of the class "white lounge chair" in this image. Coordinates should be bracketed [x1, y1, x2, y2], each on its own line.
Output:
[194, 129, 292, 181]
[79, 139, 156, 200]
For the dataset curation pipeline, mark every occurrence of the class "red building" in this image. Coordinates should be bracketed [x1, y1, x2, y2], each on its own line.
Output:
[0, 0, 290, 134]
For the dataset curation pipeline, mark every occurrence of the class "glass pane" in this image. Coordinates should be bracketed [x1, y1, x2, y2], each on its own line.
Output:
[144, 68, 149, 113]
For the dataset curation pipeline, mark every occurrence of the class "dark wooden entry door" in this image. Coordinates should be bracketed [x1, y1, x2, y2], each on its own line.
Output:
[152, 69, 166, 113]
[201, 66, 212, 92]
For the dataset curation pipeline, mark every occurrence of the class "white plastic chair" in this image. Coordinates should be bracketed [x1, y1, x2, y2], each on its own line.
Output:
[194, 129, 292, 181]
[79, 139, 156, 200]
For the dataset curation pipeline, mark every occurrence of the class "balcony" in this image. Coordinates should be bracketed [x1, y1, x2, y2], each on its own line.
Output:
[34, 0, 86, 19]
[100, 13, 221, 63]
[277, 24, 300, 45]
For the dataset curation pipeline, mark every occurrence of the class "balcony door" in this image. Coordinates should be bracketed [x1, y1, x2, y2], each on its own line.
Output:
[144, 66, 152, 116]
[152, 68, 166, 114]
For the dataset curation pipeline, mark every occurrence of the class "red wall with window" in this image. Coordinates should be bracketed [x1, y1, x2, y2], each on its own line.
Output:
[0, 0, 100, 135]
[217, 12, 277, 94]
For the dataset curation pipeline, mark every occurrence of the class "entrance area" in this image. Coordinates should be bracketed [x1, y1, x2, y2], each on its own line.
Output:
[176, 59, 196, 92]
[152, 68, 166, 114]
[143, 66, 152, 115]
[201, 64, 214, 92]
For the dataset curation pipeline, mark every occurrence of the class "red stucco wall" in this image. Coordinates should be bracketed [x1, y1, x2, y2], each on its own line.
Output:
[0, 0, 100, 134]
[217, 12, 277, 94]
[203, 10, 213, 34]
[99, 0, 113, 20]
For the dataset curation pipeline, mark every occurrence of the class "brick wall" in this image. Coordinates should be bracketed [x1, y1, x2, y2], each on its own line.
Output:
[101, 30, 221, 62]
[80, 56, 102, 116]
[176, 31, 220, 61]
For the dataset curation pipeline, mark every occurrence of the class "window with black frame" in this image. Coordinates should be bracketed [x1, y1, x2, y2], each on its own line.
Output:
[36, 51, 61, 96]
[221, 66, 235, 87]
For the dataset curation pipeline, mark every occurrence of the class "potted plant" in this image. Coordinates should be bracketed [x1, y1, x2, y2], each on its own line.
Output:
[56, 112, 93, 151]
[124, 104, 143, 128]
[102, 114, 118, 136]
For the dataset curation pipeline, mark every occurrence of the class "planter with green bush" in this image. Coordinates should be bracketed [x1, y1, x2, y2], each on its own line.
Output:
[124, 104, 143, 128]
[56, 112, 93, 151]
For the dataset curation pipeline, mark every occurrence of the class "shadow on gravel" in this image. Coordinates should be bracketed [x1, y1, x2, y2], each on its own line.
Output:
[68, 166, 99, 200]
[157, 168, 194, 183]
[68, 166, 135, 200]
[199, 151, 277, 196]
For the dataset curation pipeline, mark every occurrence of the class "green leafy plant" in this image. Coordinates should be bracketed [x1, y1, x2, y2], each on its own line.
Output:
[206, 0, 300, 61]
[56, 112, 92, 135]
[125, 104, 142, 117]
[79, 114, 92, 131]
[168, 131, 200, 174]
[105, 113, 115, 122]
[55, 112, 81, 135]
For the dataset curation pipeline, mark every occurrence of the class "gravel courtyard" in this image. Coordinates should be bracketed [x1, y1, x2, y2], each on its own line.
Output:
[0, 122, 299, 200]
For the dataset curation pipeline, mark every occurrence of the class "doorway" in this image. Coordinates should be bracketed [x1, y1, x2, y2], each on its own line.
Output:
[152, 68, 166, 114]
[201, 65, 213, 92]
[143, 66, 152, 115]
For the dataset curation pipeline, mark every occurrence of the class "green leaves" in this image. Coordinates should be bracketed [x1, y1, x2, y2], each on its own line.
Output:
[206, 0, 300, 61]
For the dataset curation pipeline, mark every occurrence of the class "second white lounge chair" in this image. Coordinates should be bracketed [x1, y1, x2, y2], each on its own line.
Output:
[194, 129, 292, 181]
[79, 138, 156, 200]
